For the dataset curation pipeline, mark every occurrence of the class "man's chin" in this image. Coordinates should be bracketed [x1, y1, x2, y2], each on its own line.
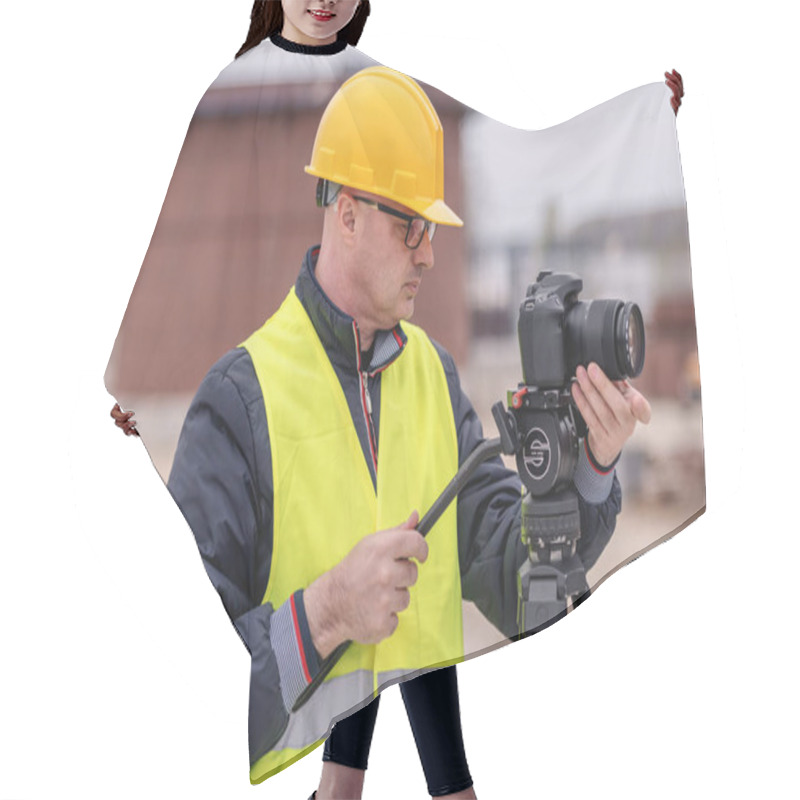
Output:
[400, 300, 415, 322]
[386, 299, 415, 329]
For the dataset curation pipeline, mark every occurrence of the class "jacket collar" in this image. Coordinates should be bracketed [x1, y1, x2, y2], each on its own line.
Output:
[295, 246, 408, 375]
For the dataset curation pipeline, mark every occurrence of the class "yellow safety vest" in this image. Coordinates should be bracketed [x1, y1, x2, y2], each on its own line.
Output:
[243, 288, 463, 783]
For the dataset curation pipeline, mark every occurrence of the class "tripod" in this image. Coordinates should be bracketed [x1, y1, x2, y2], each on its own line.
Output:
[492, 385, 589, 636]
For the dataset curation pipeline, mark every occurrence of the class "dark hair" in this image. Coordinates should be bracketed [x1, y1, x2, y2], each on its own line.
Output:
[236, 1, 371, 59]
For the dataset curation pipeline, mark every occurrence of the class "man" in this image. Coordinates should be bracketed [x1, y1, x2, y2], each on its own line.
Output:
[168, 66, 649, 795]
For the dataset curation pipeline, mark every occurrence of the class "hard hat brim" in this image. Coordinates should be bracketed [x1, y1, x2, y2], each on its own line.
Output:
[418, 198, 463, 228]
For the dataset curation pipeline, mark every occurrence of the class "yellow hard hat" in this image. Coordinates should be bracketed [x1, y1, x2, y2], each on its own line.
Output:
[305, 66, 463, 227]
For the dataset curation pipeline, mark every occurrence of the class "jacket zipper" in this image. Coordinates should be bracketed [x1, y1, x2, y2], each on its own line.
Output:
[354, 322, 379, 476]
[362, 370, 378, 472]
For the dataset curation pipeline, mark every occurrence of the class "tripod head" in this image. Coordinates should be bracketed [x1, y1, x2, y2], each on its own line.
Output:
[492, 394, 585, 634]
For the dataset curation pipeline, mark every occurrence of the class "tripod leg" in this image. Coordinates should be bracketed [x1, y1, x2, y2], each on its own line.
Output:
[518, 562, 568, 634]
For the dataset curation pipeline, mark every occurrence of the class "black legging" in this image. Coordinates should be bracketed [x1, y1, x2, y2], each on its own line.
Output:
[323, 665, 473, 797]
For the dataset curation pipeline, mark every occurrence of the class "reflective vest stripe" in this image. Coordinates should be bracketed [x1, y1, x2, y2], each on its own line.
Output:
[249, 668, 373, 783]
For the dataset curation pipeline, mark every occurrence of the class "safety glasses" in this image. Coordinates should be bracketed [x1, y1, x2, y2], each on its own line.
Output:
[350, 194, 437, 249]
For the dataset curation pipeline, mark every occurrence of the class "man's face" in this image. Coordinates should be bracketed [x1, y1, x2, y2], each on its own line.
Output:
[281, 0, 361, 46]
[344, 189, 435, 335]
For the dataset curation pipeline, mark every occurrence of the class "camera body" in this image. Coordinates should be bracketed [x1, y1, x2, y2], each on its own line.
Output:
[508, 272, 645, 500]
[518, 272, 645, 390]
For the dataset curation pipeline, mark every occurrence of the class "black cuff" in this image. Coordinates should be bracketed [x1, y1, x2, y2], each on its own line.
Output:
[584, 437, 621, 475]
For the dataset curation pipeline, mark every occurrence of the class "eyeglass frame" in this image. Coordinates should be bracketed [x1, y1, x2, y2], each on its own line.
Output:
[348, 193, 437, 250]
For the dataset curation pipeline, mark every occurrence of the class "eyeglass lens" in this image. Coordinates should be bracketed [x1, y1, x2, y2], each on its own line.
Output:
[407, 218, 437, 248]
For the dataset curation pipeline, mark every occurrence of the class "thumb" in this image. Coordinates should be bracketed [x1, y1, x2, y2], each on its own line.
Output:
[617, 381, 652, 426]
[402, 510, 420, 530]
[632, 392, 652, 425]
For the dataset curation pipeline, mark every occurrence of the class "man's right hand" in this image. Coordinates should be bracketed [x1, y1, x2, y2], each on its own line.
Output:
[304, 511, 428, 659]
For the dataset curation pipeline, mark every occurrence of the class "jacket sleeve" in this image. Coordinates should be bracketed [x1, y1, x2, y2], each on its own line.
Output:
[431, 343, 622, 639]
[167, 348, 306, 762]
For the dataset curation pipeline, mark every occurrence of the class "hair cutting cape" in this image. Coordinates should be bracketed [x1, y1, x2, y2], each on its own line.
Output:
[106, 35, 704, 783]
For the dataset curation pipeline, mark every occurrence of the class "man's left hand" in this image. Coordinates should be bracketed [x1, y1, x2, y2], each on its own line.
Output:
[571, 363, 651, 468]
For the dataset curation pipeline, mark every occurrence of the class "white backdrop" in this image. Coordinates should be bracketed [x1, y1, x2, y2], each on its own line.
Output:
[2, 2, 796, 798]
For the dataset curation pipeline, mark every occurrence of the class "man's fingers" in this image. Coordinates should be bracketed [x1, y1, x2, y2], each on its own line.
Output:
[571, 378, 606, 438]
[404, 530, 428, 564]
[385, 527, 428, 564]
[394, 587, 412, 613]
[392, 558, 419, 589]
[571, 364, 651, 465]
[615, 379, 652, 425]
[590, 364, 643, 423]
[578, 364, 626, 429]
[632, 391, 652, 425]
[572, 376, 608, 436]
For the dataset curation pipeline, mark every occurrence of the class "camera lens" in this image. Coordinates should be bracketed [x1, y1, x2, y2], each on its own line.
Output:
[616, 302, 645, 378]
[565, 299, 645, 381]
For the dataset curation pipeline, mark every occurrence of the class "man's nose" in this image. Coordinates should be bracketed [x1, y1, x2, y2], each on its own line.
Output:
[413, 230, 435, 271]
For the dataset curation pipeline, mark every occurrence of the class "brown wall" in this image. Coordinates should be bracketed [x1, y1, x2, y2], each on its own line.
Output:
[107, 82, 468, 398]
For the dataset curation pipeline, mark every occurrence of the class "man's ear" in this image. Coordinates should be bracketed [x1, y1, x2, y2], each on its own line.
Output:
[337, 192, 358, 238]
